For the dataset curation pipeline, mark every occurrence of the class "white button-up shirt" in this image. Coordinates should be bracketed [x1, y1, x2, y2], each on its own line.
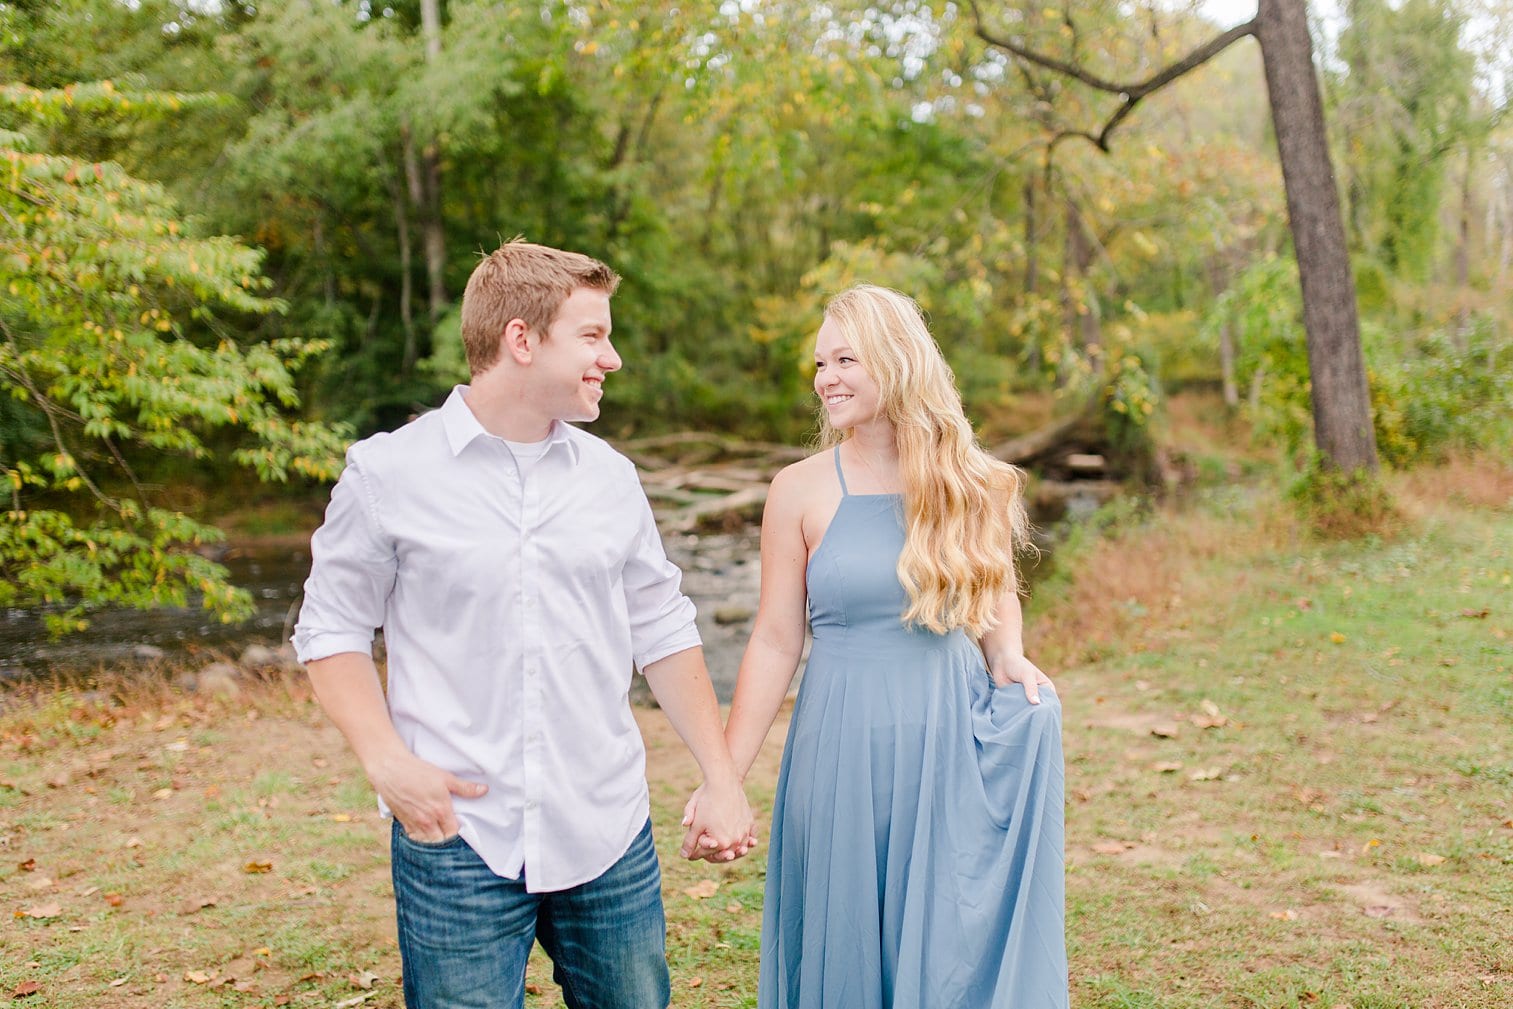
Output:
[293, 387, 700, 892]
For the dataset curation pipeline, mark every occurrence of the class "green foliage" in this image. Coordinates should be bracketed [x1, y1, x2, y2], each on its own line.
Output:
[1365, 321, 1513, 465]
[1286, 458, 1399, 539]
[0, 78, 346, 630]
[1205, 254, 1512, 467]
[1098, 348, 1162, 470]
[1335, 0, 1479, 283]
[1202, 255, 1314, 454]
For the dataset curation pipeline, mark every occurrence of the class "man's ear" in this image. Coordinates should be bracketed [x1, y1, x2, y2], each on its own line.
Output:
[501, 318, 534, 365]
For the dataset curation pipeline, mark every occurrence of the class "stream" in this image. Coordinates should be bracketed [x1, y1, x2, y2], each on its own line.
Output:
[0, 495, 1093, 703]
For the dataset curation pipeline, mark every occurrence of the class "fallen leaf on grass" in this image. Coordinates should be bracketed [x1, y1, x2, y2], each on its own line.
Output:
[152, 788, 172, 800]
[232, 981, 260, 995]
[1189, 767, 1225, 782]
[331, 813, 352, 823]
[16, 859, 35, 872]
[183, 971, 213, 985]
[525, 984, 542, 995]
[179, 897, 217, 914]
[1362, 905, 1396, 918]
[1459, 608, 1490, 619]
[103, 893, 123, 907]
[348, 970, 381, 990]
[1269, 909, 1298, 920]
[1149, 723, 1180, 739]
[1152, 761, 1185, 773]
[725, 902, 742, 913]
[334, 995, 378, 1009]
[682, 880, 719, 899]
[11, 981, 40, 998]
[1091, 842, 1131, 855]
[1414, 852, 1446, 867]
[108, 978, 127, 988]
[687, 977, 703, 989]
[164, 740, 189, 752]
[1329, 632, 1346, 644]
[243, 860, 273, 874]
[19, 903, 61, 919]
[123, 837, 142, 849]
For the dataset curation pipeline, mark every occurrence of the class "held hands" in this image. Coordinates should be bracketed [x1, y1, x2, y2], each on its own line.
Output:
[679, 779, 758, 863]
[987, 651, 1056, 705]
[368, 749, 487, 843]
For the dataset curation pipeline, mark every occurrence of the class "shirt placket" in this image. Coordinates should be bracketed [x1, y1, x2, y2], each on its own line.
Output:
[517, 446, 544, 882]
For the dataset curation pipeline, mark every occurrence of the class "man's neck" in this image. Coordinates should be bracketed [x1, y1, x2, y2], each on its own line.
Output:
[462, 379, 554, 442]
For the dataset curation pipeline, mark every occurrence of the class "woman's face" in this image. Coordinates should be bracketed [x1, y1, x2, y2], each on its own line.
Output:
[814, 318, 882, 429]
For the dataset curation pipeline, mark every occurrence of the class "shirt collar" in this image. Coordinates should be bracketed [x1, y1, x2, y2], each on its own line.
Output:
[439, 386, 581, 465]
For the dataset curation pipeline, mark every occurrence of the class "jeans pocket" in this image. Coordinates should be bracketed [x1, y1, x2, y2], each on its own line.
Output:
[393, 820, 463, 850]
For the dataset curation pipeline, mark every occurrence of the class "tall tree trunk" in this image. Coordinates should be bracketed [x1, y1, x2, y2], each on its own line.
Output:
[1023, 176, 1042, 373]
[391, 161, 418, 374]
[418, 0, 447, 320]
[1255, 0, 1378, 473]
[1220, 318, 1239, 408]
[1063, 199, 1102, 370]
[1205, 256, 1240, 408]
[1454, 147, 1473, 344]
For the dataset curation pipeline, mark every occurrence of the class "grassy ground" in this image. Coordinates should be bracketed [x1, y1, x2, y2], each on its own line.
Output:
[1, 457, 1509, 1008]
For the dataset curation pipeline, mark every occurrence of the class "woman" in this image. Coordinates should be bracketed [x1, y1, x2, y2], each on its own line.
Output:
[722, 285, 1067, 1007]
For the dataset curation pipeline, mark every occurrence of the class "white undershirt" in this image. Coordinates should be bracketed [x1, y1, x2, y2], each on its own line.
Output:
[502, 435, 550, 478]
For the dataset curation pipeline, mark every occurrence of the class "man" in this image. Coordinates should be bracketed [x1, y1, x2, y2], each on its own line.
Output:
[293, 240, 753, 1009]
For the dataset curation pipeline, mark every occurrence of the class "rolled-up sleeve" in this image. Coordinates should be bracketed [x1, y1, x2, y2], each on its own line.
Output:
[621, 479, 701, 671]
[292, 449, 397, 664]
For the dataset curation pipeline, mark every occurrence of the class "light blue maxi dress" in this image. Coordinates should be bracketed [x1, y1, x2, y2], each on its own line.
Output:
[758, 449, 1068, 1009]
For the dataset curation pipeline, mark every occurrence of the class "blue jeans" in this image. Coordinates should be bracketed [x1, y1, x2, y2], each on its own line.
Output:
[390, 818, 670, 1009]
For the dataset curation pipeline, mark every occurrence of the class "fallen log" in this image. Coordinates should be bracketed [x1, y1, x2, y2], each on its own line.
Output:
[661, 486, 769, 534]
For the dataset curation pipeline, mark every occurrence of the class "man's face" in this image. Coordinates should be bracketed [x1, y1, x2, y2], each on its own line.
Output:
[527, 287, 620, 424]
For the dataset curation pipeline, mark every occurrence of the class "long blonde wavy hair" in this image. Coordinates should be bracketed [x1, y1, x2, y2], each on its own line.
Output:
[818, 285, 1032, 637]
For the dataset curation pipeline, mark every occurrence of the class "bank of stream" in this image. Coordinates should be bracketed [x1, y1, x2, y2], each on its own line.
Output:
[0, 487, 1109, 703]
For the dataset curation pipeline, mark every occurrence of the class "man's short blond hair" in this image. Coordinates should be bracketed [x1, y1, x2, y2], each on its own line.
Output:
[460, 239, 621, 375]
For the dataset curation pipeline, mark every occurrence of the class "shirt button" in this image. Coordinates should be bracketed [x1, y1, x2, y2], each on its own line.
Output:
[525, 799, 537, 810]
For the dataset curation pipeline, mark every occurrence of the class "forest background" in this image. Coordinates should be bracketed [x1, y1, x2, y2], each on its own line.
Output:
[2, 0, 1511, 635]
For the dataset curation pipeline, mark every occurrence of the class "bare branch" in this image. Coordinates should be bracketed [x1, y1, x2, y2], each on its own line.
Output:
[968, 1, 1258, 151]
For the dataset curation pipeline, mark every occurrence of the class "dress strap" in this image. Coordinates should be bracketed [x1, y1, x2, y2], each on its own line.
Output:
[832, 446, 850, 496]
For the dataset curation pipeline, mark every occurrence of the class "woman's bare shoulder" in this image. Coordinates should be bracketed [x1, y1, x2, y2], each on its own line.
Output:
[766, 450, 842, 529]
[770, 449, 835, 496]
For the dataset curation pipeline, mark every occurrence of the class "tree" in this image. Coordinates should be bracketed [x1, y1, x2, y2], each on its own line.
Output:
[0, 79, 346, 632]
[969, 0, 1380, 473]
